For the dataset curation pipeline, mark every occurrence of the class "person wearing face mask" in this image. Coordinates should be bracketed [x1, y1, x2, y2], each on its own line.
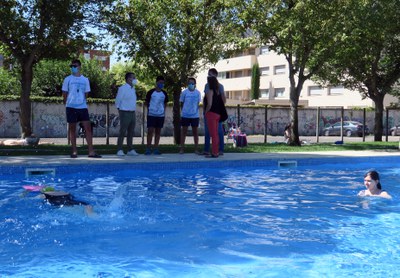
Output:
[179, 77, 202, 154]
[144, 76, 169, 155]
[202, 68, 226, 156]
[62, 59, 101, 159]
[115, 72, 139, 156]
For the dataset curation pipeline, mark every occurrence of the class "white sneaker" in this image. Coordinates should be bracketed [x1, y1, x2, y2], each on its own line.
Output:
[117, 150, 125, 156]
[127, 149, 139, 156]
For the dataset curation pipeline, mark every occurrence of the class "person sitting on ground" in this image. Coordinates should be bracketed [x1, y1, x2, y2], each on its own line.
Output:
[358, 170, 392, 199]
[0, 135, 40, 146]
[284, 124, 291, 144]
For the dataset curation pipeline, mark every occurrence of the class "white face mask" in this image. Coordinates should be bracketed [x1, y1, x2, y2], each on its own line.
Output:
[132, 79, 138, 86]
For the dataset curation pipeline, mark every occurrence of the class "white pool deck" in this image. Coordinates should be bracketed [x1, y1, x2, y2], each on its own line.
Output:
[1, 150, 399, 166]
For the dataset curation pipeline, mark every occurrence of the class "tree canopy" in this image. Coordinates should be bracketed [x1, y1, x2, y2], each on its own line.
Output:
[0, 0, 107, 137]
[315, 0, 400, 141]
[103, 0, 244, 143]
[239, 0, 342, 145]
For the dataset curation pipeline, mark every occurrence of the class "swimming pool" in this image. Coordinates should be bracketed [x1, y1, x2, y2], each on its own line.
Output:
[1, 156, 400, 277]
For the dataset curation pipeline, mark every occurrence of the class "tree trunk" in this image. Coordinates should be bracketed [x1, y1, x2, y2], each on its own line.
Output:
[172, 89, 181, 145]
[287, 71, 304, 146]
[372, 93, 385, 142]
[19, 59, 34, 138]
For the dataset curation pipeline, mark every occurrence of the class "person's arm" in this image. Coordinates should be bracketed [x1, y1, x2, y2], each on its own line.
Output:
[380, 191, 392, 199]
[115, 86, 123, 109]
[84, 77, 91, 100]
[61, 77, 69, 104]
[144, 89, 152, 107]
[205, 90, 213, 113]
[220, 84, 226, 104]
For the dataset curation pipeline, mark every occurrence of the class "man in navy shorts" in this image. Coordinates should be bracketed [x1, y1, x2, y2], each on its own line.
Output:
[62, 59, 101, 158]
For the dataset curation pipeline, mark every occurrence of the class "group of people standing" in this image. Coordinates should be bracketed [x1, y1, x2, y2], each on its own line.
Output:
[62, 59, 226, 158]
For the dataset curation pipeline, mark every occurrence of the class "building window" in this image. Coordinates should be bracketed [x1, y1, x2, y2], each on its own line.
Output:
[274, 65, 286, 75]
[329, 85, 344, 95]
[260, 46, 269, 55]
[260, 89, 269, 98]
[218, 72, 227, 79]
[309, 86, 324, 96]
[274, 88, 285, 97]
[83, 53, 91, 60]
[260, 67, 269, 76]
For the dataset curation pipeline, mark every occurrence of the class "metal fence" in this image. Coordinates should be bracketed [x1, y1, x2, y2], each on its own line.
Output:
[1, 100, 400, 143]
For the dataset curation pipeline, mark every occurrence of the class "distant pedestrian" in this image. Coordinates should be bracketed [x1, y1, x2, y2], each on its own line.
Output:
[115, 72, 139, 156]
[145, 76, 169, 155]
[62, 59, 101, 158]
[179, 77, 202, 154]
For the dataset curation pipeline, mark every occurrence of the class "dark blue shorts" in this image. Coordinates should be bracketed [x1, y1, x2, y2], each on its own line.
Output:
[66, 107, 90, 123]
[147, 116, 165, 128]
[181, 117, 199, 127]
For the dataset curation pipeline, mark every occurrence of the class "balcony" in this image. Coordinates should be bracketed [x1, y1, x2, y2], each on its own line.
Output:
[216, 55, 257, 72]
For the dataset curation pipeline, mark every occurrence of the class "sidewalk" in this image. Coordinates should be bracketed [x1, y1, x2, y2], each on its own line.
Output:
[4, 134, 398, 146]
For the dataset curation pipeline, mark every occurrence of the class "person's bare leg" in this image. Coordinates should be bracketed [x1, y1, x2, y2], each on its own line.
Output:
[69, 123, 78, 155]
[82, 121, 95, 155]
[192, 126, 199, 153]
[147, 127, 154, 148]
[180, 126, 188, 153]
[154, 128, 161, 148]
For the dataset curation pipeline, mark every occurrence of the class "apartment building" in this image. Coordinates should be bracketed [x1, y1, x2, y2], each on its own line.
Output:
[196, 46, 398, 108]
[82, 49, 111, 71]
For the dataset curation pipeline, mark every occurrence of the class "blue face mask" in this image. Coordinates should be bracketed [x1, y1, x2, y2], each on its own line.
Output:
[157, 83, 164, 89]
[188, 84, 195, 91]
[71, 66, 79, 74]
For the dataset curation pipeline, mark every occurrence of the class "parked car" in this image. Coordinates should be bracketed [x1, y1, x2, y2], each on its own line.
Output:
[322, 121, 369, 137]
[389, 126, 400, 136]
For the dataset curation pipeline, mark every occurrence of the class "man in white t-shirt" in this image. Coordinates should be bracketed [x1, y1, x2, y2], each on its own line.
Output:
[115, 72, 139, 156]
[179, 77, 202, 154]
[62, 59, 101, 159]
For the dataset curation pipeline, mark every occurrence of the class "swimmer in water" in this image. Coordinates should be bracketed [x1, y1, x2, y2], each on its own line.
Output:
[358, 170, 392, 199]
[42, 190, 94, 215]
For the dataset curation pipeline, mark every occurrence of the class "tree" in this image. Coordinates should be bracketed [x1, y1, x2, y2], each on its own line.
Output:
[31, 58, 116, 99]
[0, 0, 106, 138]
[103, 0, 241, 144]
[239, 0, 342, 146]
[315, 0, 400, 141]
[250, 63, 260, 100]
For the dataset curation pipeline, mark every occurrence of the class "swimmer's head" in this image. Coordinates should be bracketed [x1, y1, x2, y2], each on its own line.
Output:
[41, 186, 55, 193]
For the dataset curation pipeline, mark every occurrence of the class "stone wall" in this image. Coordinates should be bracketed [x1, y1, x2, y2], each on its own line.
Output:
[1, 100, 400, 138]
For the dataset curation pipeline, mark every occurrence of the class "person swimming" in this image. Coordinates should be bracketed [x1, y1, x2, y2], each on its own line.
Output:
[358, 170, 392, 199]
[43, 191, 89, 207]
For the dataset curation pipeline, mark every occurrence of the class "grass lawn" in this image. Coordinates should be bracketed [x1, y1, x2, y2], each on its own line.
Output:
[0, 141, 398, 156]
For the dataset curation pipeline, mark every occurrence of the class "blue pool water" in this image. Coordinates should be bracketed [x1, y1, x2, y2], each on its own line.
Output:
[1, 156, 400, 277]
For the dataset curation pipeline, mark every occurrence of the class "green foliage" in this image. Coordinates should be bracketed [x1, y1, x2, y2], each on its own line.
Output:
[110, 61, 152, 100]
[0, 68, 19, 95]
[31, 60, 70, 97]
[250, 63, 260, 100]
[314, 0, 400, 140]
[81, 58, 115, 99]
[239, 0, 342, 145]
[103, 0, 244, 143]
[0, 0, 108, 137]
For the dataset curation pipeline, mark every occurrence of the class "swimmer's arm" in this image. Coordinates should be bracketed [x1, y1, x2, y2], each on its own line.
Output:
[380, 192, 392, 199]
[357, 190, 366, 197]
